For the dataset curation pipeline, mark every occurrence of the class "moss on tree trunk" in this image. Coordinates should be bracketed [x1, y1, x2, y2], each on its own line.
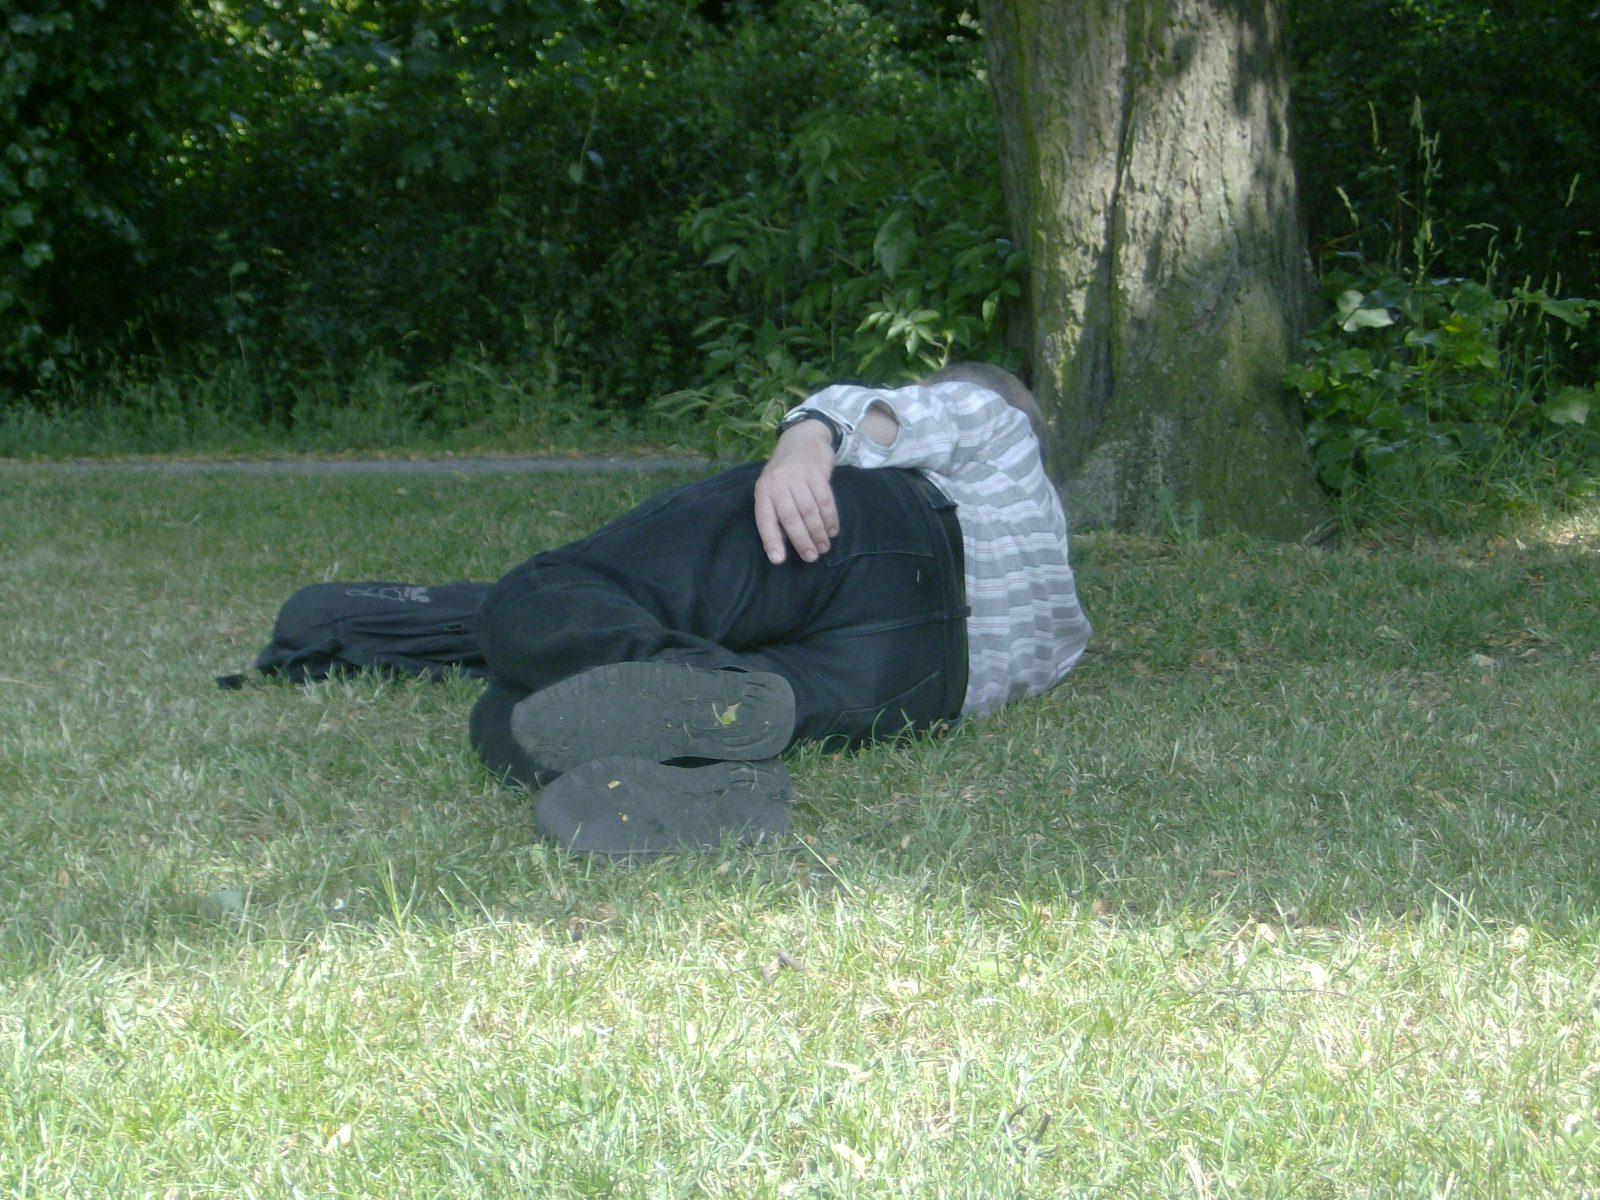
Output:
[981, 0, 1327, 538]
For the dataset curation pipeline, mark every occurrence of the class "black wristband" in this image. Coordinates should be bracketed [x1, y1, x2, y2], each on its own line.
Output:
[781, 410, 843, 454]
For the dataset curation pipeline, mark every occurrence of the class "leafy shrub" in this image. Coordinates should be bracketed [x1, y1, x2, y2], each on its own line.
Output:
[658, 67, 1021, 454]
[0, 1, 221, 384]
[1287, 255, 1599, 516]
[1290, 0, 1599, 297]
[7, 0, 998, 425]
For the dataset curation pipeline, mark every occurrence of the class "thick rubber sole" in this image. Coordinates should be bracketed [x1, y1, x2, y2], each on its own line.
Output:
[533, 756, 791, 858]
[511, 661, 796, 772]
[469, 679, 558, 789]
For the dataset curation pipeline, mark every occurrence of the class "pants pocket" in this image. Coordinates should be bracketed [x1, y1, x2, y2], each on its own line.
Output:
[818, 468, 936, 566]
[829, 669, 946, 747]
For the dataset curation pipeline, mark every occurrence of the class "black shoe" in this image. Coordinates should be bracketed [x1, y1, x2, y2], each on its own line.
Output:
[470, 679, 559, 789]
[534, 756, 791, 858]
[511, 661, 795, 773]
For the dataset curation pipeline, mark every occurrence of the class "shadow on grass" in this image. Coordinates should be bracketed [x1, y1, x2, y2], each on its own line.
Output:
[3, 472, 1599, 970]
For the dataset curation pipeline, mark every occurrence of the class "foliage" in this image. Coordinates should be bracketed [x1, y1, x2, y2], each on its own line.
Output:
[1287, 254, 1600, 522]
[5, 0, 1598, 514]
[4, 0, 994, 417]
[0, 0, 222, 382]
[1289, 0, 1600, 297]
[657, 73, 1021, 454]
[1285, 63, 1600, 528]
[139, 0, 723, 404]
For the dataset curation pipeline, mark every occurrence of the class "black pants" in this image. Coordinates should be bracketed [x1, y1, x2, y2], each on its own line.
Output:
[470, 462, 968, 783]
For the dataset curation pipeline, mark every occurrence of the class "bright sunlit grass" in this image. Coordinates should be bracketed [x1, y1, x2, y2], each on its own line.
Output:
[1518, 496, 1600, 551]
[2, 463, 1598, 1197]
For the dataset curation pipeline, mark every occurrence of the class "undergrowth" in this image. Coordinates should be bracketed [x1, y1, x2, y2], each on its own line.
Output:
[0, 351, 674, 461]
[1288, 104, 1600, 533]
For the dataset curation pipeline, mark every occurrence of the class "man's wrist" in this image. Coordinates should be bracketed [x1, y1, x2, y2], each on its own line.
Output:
[779, 409, 843, 454]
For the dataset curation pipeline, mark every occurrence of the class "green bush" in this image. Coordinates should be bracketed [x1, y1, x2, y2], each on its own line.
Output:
[1289, 0, 1599, 297]
[658, 68, 1020, 453]
[1284, 32, 1600, 527]
[0, 1, 222, 383]
[136, 0, 713, 403]
[1287, 255, 1599, 520]
[6, 1, 992, 420]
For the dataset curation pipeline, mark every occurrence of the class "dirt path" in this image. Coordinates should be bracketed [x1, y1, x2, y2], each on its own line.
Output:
[0, 453, 706, 476]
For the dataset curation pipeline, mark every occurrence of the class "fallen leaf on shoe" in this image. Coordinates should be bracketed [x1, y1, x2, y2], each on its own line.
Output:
[718, 702, 741, 725]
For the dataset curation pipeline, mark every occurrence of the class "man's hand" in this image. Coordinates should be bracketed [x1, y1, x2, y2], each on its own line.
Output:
[754, 418, 839, 565]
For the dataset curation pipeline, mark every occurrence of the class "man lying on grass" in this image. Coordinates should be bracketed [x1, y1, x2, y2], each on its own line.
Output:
[469, 363, 1092, 856]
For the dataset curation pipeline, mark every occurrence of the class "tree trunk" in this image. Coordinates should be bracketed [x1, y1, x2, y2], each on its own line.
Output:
[980, 0, 1326, 538]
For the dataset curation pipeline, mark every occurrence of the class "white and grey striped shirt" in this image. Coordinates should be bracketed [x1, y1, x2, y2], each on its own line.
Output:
[794, 379, 1091, 716]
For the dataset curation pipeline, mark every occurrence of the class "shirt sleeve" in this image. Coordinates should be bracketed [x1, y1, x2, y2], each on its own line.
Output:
[791, 381, 1033, 475]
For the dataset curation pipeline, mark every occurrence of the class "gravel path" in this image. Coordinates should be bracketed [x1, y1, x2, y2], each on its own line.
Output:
[0, 454, 706, 476]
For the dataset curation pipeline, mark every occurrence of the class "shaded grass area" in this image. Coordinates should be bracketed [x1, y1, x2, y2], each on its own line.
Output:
[0, 359, 679, 463]
[2, 466, 1598, 1197]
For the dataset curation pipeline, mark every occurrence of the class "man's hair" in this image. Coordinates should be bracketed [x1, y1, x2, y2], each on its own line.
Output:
[919, 362, 1050, 467]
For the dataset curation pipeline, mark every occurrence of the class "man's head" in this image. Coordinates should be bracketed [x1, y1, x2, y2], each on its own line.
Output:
[920, 362, 1049, 467]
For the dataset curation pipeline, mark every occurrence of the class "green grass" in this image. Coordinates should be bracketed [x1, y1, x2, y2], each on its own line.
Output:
[0, 356, 687, 462]
[2, 464, 1599, 1198]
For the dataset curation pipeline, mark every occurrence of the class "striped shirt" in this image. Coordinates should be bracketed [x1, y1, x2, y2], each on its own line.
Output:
[793, 380, 1091, 716]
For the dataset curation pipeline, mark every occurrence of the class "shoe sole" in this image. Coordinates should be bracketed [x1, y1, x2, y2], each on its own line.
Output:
[534, 755, 791, 858]
[511, 661, 795, 772]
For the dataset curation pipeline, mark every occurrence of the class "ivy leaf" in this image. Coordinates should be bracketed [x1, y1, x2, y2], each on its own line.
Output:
[1544, 387, 1592, 426]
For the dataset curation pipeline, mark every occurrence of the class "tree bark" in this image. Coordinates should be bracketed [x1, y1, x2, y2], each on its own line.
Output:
[980, 0, 1326, 538]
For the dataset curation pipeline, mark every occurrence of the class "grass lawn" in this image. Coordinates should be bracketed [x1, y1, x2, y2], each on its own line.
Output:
[2, 463, 1598, 1198]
